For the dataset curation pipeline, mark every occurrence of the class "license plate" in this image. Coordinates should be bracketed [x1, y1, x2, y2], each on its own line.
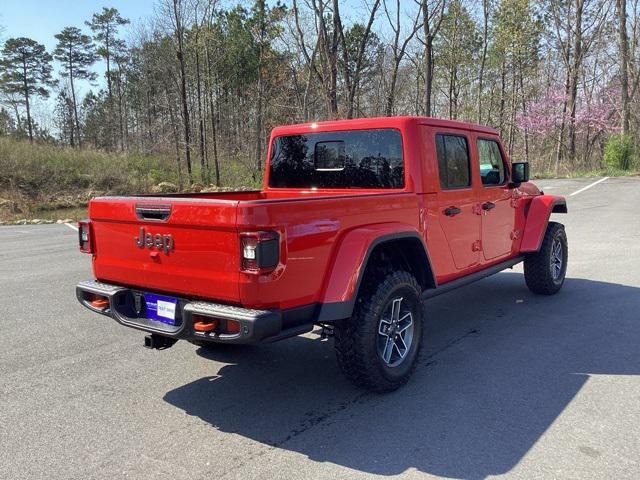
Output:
[144, 293, 178, 325]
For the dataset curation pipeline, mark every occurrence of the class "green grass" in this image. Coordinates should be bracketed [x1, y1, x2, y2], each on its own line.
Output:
[0, 136, 261, 222]
[0, 136, 181, 196]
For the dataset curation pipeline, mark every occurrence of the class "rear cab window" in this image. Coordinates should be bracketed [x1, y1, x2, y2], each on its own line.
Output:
[268, 129, 404, 189]
[435, 134, 471, 189]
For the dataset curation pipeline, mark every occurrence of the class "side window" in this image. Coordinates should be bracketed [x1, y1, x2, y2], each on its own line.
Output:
[477, 139, 505, 186]
[435, 134, 471, 189]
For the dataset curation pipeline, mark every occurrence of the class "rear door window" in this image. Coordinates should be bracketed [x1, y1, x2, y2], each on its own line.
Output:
[269, 129, 404, 188]
[435, 134, 471, 189]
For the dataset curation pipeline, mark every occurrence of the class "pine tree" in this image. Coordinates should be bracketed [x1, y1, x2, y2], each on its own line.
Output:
[86, 7, 129, 149]
[86, 8, 129, 102]
[0, 37, 55, 142]
[54, 26, 97, 147]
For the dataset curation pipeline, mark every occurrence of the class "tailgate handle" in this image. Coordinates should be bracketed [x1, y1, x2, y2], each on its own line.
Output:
[135, 204, 172, 221]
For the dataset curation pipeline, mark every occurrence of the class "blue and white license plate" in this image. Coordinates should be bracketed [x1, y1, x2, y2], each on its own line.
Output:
[144, 293, 178, 325]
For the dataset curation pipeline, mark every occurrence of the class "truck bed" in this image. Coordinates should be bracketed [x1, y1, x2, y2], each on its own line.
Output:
[88, 190, 420, 310]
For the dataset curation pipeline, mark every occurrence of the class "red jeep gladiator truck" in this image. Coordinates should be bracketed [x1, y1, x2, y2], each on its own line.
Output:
[76, 116, 567, 392]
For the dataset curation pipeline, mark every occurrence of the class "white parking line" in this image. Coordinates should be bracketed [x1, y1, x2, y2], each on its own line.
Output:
[569, 177, 609, 196]
[64, 222, 78, 232]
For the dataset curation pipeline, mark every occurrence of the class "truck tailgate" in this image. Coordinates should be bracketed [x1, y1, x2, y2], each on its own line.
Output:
[89, 197, 240, 303]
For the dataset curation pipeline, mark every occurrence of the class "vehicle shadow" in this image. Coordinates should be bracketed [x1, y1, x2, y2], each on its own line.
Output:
[163, 272, 640, 478]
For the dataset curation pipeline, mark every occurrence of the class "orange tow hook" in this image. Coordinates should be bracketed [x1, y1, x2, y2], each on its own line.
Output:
[90, 297, 109, 309]
[193, 319, 219, 332]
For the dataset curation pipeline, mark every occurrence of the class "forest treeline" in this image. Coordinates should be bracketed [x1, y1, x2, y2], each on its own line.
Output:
[0, 0, 638, 190]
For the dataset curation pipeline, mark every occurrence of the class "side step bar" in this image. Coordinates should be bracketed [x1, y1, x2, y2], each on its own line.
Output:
[422, 256, 525, 300]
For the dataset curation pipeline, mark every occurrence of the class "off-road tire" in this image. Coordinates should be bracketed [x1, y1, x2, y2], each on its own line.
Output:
[334, 270, 424, 393]
[524, 221, 568, 295]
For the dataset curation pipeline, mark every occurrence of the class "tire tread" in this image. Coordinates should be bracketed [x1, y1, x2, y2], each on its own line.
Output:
[524, 221, 567, 295]
[334, 270, 423, 392]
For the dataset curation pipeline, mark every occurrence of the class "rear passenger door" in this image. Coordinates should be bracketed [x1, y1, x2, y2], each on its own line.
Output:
[475, 137, 516, 260]
[435, 133, 481, 270]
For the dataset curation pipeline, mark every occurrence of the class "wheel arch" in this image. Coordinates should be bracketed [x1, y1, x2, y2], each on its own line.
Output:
[520, 195, 567, 253]
[552, 201, 568, 214]
[317, 224, 435, 322]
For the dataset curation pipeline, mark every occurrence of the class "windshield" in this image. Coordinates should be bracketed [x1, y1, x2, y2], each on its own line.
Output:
[268, 128, 404, 189]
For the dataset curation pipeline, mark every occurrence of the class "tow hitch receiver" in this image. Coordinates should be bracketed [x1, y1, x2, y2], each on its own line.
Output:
[144, 334, 177, 350]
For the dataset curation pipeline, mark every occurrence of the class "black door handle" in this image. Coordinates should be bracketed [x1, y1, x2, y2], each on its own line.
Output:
[482, 201, 496, 211]
[444, 206, 461, 216]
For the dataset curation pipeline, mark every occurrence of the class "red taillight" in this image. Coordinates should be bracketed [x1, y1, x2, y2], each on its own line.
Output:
[78, 220, 94, 254]
[240, 231, 279, 274]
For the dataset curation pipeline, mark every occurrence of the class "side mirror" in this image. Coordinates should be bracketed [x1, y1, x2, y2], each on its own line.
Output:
[510, 162, 529, 186]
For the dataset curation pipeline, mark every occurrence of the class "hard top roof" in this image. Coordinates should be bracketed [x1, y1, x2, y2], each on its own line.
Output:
[270, 115, 499, 136]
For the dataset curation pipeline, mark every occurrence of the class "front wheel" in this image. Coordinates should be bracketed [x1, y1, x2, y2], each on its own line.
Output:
[524, 221, 568, 295]
[334, 271, 424, 392]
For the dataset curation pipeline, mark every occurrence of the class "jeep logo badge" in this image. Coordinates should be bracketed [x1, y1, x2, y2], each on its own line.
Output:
[135, 227, 174, 254]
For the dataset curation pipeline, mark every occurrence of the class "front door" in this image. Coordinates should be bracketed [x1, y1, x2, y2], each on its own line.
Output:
[435, 133, 481, 270]
[476, 138, 516, 261]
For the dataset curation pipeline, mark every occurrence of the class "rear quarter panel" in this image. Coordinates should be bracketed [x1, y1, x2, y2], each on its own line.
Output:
[237, 193, 421, 310]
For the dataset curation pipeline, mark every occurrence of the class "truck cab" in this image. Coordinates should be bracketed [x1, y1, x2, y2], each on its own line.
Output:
[77, 116, 567, 392]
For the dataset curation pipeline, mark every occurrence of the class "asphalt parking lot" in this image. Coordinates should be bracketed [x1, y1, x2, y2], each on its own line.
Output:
[1, 176, 639, 479]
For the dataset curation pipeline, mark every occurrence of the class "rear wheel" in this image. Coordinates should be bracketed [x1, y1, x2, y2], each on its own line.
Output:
[524, 221, 568, 295]
[334, 270, 424, 392]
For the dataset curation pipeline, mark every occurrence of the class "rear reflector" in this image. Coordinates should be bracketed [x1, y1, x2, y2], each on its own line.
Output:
[225, 320, 241, 334]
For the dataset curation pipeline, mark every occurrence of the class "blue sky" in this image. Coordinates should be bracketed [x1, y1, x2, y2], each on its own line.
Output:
[1, 1, 156, 129]
[1, 0, 157, 90]
[1, 0, 155, 51]
[0, 0, 405, 131]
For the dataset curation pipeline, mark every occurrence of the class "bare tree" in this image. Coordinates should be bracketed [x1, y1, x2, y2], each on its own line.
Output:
[193, 0, 208, 183]
[254, 0, 267, 176]
[383, 0, 423, 116]
[339, 0, 382, 118]
[203, 0, 220, 186]
[419, 0, 446, 116]
[477, 0, 489, 123]
[565, 0, 610, 163]
[163, 0, 193, 182]
[292, 0, 341, 118]
[617, 0, 630, 135]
